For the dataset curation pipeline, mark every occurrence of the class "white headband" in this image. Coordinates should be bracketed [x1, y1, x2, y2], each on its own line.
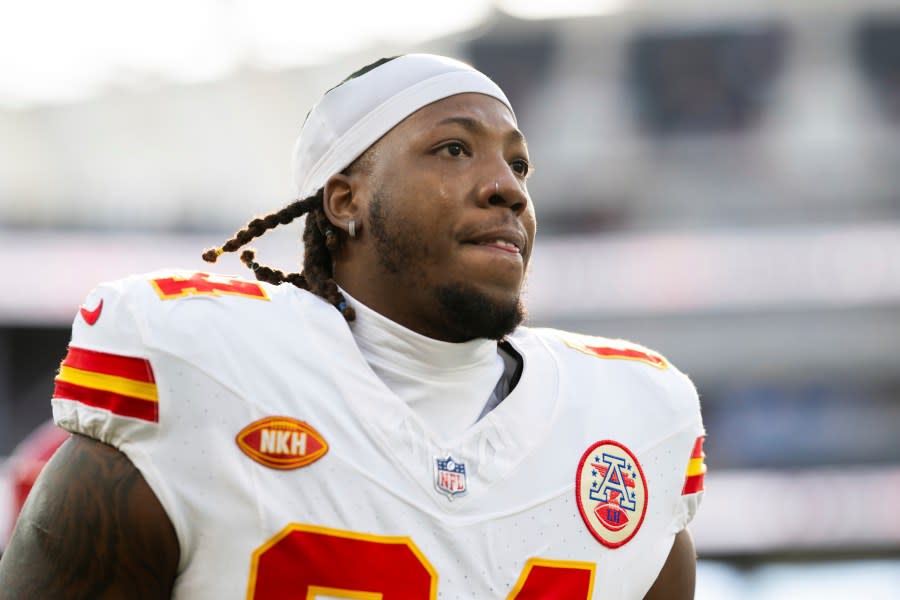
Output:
[291, 54, 514, 198]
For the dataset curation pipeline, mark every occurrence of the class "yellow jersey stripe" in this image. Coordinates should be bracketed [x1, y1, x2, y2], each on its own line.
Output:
[685, 457, 707, 477]
[57, 365, 158, 402]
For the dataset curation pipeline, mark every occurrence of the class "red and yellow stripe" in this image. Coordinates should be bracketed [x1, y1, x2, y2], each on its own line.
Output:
[681, 436, 706, 495]
[562, 334, 669, 370]
[53, 347, 158, 422]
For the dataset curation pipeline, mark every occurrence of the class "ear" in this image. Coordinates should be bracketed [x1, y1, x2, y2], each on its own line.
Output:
[322, 173, 364, 236]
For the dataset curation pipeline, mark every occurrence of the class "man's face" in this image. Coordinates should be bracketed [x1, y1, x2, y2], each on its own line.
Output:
[336, 92, 536, 342]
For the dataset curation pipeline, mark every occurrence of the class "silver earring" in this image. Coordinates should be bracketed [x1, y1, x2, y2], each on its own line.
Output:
[348, 219, 356, 239]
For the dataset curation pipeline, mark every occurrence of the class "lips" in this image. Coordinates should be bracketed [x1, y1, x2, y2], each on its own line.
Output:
[485, 239, 520, 252]
[462, 228, 527, 255]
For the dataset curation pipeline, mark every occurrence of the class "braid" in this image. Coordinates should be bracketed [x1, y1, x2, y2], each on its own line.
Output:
[299, 204, 356, 321]
[201, 56, 396, 321]
[202, 194, 317, 262]
[202, 188, 355, 321]
[238, 249, 308, 290]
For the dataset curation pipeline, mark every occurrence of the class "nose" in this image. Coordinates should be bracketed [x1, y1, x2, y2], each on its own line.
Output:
[480, 171, 529, 216]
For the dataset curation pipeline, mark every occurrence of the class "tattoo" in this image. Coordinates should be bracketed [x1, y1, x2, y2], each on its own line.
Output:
[0, 434, 178, 599]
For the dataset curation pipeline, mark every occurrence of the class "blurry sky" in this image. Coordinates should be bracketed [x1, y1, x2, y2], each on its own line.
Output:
[0, 0, 629, 109]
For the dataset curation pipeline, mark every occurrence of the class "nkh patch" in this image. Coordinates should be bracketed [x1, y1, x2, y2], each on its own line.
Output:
[434, 455, 467, 499]
[236, 416, 328, 470]
[575, 440, 648, 548]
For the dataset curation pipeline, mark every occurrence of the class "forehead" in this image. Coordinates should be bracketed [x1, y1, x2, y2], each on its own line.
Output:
[393, 92, 522, 141]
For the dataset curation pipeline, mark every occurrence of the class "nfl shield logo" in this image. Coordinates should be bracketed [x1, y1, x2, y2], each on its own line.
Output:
[434, 455, 467, 499]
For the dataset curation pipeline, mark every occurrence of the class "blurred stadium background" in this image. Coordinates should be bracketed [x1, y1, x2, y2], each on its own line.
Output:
[1, 0, 899, 596]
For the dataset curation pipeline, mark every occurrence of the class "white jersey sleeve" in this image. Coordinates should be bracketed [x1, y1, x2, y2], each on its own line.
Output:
[51, 269, 283, 576]
[556, 331, 706, 534]
[534, 329, 706, 596]
[669, 368, 706, 533]
[52, 273, 161, 448]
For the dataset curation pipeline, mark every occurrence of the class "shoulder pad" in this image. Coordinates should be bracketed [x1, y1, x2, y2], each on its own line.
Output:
[145, 271, 270, 302]
[544, 329, 670, 370]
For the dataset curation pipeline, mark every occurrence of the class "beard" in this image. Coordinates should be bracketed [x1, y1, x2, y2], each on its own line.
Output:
[368, 193, 526, 342]
[435, 282, 526, 341]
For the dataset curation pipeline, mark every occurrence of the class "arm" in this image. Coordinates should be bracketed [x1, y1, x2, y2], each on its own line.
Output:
[643, 528, 696, 600]
[0, 433, 179, 600]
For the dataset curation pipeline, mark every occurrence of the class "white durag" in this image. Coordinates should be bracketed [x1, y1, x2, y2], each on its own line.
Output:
[291, 54, 514, 198]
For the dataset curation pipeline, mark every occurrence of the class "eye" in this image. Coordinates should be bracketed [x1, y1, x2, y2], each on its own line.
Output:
[442, 141, 466, 157]
[511, 158, 531, 177]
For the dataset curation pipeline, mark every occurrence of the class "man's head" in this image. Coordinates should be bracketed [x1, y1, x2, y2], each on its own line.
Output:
[204, 55, 536, 342]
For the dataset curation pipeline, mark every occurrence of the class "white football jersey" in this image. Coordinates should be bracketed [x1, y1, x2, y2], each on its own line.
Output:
[52, 270, 706, 599]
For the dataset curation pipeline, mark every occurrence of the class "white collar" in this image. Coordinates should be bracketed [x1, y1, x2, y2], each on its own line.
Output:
[344, 290, 503, 443]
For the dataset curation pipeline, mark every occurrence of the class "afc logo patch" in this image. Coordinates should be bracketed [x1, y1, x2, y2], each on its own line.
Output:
[575, 440, 648, 548]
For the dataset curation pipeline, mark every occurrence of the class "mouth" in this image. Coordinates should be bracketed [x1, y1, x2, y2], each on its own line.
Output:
[470, 239, 521, 255]
[462, 230, 527, 256]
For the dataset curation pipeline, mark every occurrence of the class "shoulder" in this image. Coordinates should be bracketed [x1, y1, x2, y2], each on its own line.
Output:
[519, 327, 671, 370]
[73, 269, 328, 346]
[512, 326, 700, 419]
[84, 268, 315, 304]
[85, 268, 297, 315]
[69, 268, 345, 383]
[512, 326, 676, 377]
[54, 269, 340, 434]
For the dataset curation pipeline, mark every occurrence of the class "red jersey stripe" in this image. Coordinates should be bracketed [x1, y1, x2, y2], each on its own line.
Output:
[682, 436, 706, 494]
[53, 380, 159, 423]
[61, 347, 155, 383]
[689, 436, 705, 459]
[583, 345, 667, 369]
[682, 474, 705, 495]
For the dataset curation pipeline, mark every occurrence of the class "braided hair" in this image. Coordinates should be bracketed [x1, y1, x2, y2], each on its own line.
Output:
[201, 57, 398, 322]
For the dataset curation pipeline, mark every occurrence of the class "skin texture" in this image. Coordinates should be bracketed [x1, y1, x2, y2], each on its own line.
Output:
[0, 92, 696, 598]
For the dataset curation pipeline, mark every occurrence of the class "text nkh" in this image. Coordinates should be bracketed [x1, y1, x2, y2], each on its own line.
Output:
[260, 429, 307, 455]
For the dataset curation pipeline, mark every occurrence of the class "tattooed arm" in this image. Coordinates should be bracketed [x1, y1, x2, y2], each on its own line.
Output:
[0, 434, 179, 599]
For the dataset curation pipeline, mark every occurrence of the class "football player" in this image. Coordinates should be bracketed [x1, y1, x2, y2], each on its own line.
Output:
[0, 55, 705, 599]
